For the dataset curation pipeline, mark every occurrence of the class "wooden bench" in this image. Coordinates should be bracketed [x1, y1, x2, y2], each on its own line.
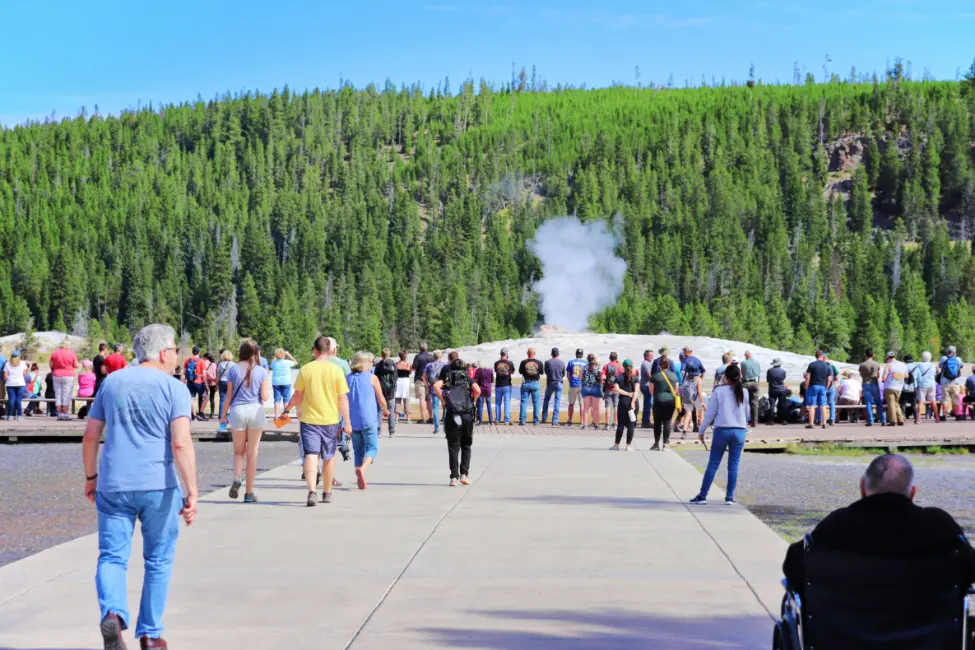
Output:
[1, 396, 96, 416]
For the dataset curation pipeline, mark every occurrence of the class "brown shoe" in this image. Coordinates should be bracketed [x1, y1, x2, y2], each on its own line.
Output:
[139, 637, 168, 649]
[100, 613, 127, 650]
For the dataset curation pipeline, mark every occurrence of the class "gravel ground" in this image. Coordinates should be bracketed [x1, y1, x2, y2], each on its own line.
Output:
[681, 450, 975, 541]
[0, 441, 303, 567]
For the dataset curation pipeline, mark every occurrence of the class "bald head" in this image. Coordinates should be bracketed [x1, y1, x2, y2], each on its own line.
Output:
[860, 454, 916, 500]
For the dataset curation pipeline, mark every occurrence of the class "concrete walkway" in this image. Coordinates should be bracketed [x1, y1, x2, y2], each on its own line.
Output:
[0, 433, 787, 649]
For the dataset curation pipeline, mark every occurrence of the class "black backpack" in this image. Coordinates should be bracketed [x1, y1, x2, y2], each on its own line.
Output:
[758, 397, 771, 423]
[444, 369, 475, 415]
[603, 364, 619, 391]
[378, 359, 397, 396]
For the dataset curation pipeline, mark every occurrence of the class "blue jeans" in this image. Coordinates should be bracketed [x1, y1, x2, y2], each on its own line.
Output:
[6, 386, 25, 417]
[641, 385, 653, 427]
[477, 393, 493, 423]
[351, 425, 379, 467]
[520, 381, 541, 424]
[863, 383, 885, 424]
[542, 380, 563, 424]
[96, 488, 181, 638]
[272, 384, 292, 404]
[495, 386, 512, 423]
[697, 427, 746, 501]
[432, 395, 442, 433]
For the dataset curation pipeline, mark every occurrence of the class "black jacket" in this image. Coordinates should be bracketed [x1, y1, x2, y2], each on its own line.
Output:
[767, 367, 788, 396]
[784, 492, 975, 597]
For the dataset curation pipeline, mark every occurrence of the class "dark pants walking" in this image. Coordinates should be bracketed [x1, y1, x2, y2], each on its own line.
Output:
[901, 391, 917, 421]
[743, 380, 759, 425]
[378, 398, 396, 436]
[641, 385, 653, 427]
[652, 400, 676, 445]
[445, 413, 473, 479]
[614, 397, 635, 445]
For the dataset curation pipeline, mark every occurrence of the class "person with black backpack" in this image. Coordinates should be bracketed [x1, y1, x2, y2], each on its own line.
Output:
[374, 348, 399, 437]
[518, 348, 543, 426]
[433, 351, 481, 487]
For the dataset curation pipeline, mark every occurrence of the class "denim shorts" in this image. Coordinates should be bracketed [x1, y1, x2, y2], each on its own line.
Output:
[272, 384, 292, 404]
[581, 386, 602, 399]
[301, 422, 340, 459]
[805, 384, 827, 407]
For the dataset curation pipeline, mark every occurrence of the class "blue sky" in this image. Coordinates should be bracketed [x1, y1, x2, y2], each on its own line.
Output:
[2, 0, 973, 127]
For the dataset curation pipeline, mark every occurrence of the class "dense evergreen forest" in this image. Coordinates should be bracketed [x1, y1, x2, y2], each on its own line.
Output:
[2, 67, 975, 363]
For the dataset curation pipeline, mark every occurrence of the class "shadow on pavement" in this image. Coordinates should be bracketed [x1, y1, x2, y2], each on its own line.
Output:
[420, 608, 771, 649]
[506, 495, 740, 513]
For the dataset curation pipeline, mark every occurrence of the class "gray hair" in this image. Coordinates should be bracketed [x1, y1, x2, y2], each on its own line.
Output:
[922, 351, 932, 362]
[133, 324, 176, 363]
[114, 343, 125, 352]
[863, 454, 915, 497]
[59, 338, 70, 349]
[433, 350, 443, 360]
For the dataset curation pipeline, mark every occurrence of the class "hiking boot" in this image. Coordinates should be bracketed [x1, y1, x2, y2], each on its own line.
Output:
[228, 477, 241, 500]
[243, 493, 258, 503]
[306, 491, 317, 507]
[321, 491, 332, 504]
[139, 636, 167, 649]
[100, 613, 127, 650]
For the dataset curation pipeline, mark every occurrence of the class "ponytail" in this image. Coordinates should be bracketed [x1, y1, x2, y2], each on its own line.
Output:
[724, 364, 744, 405]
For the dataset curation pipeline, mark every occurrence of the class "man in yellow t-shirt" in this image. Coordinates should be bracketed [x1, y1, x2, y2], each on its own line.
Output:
[283, 336, 351, 507]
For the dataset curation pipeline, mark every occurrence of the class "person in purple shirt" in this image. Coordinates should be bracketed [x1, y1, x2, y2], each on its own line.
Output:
[474, 363, 494, 425]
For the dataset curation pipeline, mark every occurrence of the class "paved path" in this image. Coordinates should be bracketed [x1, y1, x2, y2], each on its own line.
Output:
[0, 433, 786, 649]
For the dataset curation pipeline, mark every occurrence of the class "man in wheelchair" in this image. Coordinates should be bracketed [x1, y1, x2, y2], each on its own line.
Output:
[776, 453, 975, 650]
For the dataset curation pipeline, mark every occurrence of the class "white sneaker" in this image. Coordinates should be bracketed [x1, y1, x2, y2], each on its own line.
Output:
[609, 445, 620, 451]
[624, 445, 633, 452]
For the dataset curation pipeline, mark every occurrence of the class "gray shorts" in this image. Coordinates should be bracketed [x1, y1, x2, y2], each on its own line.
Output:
[301, 422, 340, 460]
[917, 386, 937, 402]
[603, 392, 619, 408]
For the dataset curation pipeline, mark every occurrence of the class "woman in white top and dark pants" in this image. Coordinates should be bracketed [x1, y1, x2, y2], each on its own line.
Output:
[690, 364, 750, 505]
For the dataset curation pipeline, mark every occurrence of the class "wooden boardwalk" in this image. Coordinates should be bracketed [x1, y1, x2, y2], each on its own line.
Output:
[1, 414, 973, 449]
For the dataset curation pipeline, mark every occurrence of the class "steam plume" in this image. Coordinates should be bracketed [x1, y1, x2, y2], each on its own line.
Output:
[528, 216, 627, 331]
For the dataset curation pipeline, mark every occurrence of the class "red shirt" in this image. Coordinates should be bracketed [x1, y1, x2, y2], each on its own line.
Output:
[49, 348, 79, 377]
[103, 353, 128, 374]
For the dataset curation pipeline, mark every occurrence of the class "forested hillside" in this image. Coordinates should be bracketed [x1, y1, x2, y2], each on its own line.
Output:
[2, 72, 975, 362]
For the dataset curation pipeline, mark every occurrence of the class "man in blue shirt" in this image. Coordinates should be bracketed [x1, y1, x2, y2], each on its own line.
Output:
[82, 323, 198, 650]
[542, 347, 566, 426]
[565, 348, 587, 427]
[679, 346, 705, 434]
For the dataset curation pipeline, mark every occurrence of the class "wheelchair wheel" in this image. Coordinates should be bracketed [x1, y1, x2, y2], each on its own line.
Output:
[772, 623, 783, 650]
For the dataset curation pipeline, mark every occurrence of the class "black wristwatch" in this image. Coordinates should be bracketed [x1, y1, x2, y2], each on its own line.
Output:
[86, 472, 98, 481]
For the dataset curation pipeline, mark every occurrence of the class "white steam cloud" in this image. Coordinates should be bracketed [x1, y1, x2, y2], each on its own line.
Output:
[528, 216, 627, 331]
